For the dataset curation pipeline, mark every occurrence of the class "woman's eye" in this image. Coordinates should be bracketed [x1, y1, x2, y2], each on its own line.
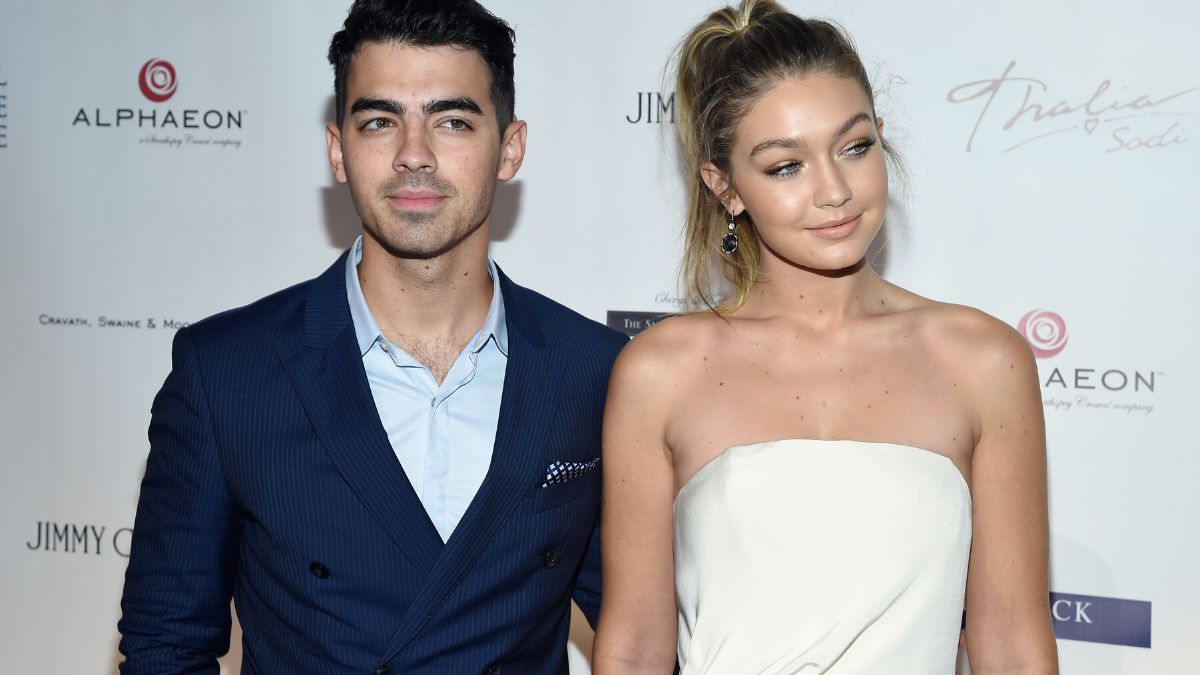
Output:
[844, 138, 877, 156]
[766, 161, 802, 177]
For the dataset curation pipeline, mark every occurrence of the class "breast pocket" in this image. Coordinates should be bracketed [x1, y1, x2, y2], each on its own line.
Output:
[531, 473, 599, 513]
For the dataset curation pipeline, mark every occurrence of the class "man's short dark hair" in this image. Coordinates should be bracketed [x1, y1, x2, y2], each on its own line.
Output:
[328, 0, 517, 132]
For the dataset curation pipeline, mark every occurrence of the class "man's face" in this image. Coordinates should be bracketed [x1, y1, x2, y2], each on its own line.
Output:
[327, 41, 525, 260]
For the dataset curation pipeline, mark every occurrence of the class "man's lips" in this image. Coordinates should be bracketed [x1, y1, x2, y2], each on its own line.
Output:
[388, 192, 446, 209]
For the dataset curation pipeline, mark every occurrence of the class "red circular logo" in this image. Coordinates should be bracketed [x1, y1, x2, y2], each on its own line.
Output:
[138, 58, 177, 102]
[1018, 309, 1069, 359]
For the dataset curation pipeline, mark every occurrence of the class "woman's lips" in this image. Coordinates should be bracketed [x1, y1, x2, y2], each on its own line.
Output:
[807, 213, 862, 240]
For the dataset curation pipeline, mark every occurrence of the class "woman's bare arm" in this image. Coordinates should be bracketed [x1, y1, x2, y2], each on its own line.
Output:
[961, 319, 1059, 673]
[592, 334, 681, 675]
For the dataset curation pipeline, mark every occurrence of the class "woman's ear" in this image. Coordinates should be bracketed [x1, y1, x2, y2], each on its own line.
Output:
[699, 161, 743, 215]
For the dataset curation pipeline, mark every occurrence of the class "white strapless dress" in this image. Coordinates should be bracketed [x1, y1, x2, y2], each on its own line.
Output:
[674, 439, 971, 674]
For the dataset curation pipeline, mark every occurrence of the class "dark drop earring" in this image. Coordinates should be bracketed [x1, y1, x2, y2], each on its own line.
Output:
[721, 211, 739, 255]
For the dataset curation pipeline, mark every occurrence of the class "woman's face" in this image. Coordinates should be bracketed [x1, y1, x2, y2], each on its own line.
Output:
[710, 73, 888, 273]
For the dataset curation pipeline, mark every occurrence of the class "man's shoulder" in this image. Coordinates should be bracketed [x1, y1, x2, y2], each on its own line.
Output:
[189, 280, 308, 341]
[505, 277, 627, 353]
[184, 255, 344, 351]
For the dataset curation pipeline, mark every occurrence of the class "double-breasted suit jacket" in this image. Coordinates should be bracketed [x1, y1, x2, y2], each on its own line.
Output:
[118, 252, 628, 674]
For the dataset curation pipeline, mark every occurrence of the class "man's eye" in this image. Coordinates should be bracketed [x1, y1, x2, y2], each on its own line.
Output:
[441, 119, 471, 131]
[362, 118, 393, 131]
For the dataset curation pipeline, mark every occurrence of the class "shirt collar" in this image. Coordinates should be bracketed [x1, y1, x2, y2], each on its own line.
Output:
[345, 235, 509, 358]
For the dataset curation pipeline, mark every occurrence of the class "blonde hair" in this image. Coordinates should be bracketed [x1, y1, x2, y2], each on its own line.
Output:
[675, 0, 883, 311]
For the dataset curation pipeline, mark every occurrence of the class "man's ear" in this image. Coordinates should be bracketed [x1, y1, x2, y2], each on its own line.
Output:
[326, 122, 348, 184]
[497, 120, 528, 181]
[699, 161, 744, 215]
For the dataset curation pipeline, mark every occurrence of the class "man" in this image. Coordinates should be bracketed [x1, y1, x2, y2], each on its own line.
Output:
[117, 1, 626, 672]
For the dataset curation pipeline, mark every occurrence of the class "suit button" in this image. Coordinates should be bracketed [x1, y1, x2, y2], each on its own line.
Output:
[486, 666, 502, 675]
[543, 548, 561, 568]
[309, 562, 331, 579]
[374, 668, 393, 675]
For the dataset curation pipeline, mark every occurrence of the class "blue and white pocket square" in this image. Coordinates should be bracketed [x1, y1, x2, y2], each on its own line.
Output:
[541, 458, 600, 488]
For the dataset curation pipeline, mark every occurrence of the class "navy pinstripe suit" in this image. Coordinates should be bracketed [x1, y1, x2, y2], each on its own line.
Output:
[117, 252, 627, 674]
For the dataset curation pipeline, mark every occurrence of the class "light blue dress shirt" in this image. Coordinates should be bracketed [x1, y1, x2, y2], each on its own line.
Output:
[345, 236, 508, 542]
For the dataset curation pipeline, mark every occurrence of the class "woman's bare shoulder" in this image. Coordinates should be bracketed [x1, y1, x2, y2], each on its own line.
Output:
[604, 313, 729, 454]
[616, 313, 725, 366]
[607, 312, 727, 397]
[902, 301, 1039, 413]
[909, 301, 1031, 363]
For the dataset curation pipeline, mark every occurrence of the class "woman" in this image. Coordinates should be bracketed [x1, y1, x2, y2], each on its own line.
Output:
[592, 1, 1058, 673]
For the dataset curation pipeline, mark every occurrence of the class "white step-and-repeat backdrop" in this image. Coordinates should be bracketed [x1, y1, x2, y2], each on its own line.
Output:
[1, 1, 1196, 672]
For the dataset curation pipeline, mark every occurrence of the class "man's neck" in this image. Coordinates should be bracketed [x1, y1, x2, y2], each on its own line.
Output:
[357, 234, 495, 374]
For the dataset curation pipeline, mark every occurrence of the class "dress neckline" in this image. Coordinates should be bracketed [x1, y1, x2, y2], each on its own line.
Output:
[673, 438, 969, 508]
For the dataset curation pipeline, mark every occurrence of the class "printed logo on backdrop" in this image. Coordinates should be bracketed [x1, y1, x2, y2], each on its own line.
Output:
[654, 291, 687, 309]
[607, 310, 674, 337]
[27, 520, 134, 558]
[0, 62, 9, 149]
[1018, 309, 1068, 358]
[71, 57, 246, 150]
[947, 60, 1195, 153]
[36, 313, 190, 332]
[606, 293, 698, 336]
[138, 58, 178, 102]
[1050, 591, 1152, 649]
[1016, 309, 1162, 415]
[626, 91, 676, 124]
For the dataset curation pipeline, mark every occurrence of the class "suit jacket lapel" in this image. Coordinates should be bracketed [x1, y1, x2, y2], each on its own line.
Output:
[277, 252, 444, 575]
[380, 268, 564, 661]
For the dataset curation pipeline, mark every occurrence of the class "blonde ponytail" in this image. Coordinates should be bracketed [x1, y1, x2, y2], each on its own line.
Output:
[673, 0, 885, 312]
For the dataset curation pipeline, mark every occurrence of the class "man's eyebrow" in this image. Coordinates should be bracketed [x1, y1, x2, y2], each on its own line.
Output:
[748, 112, 875, 158]
[348, 97, 483, 119]
[424, 97, 483, 116]
[349, 97, 404, 117]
